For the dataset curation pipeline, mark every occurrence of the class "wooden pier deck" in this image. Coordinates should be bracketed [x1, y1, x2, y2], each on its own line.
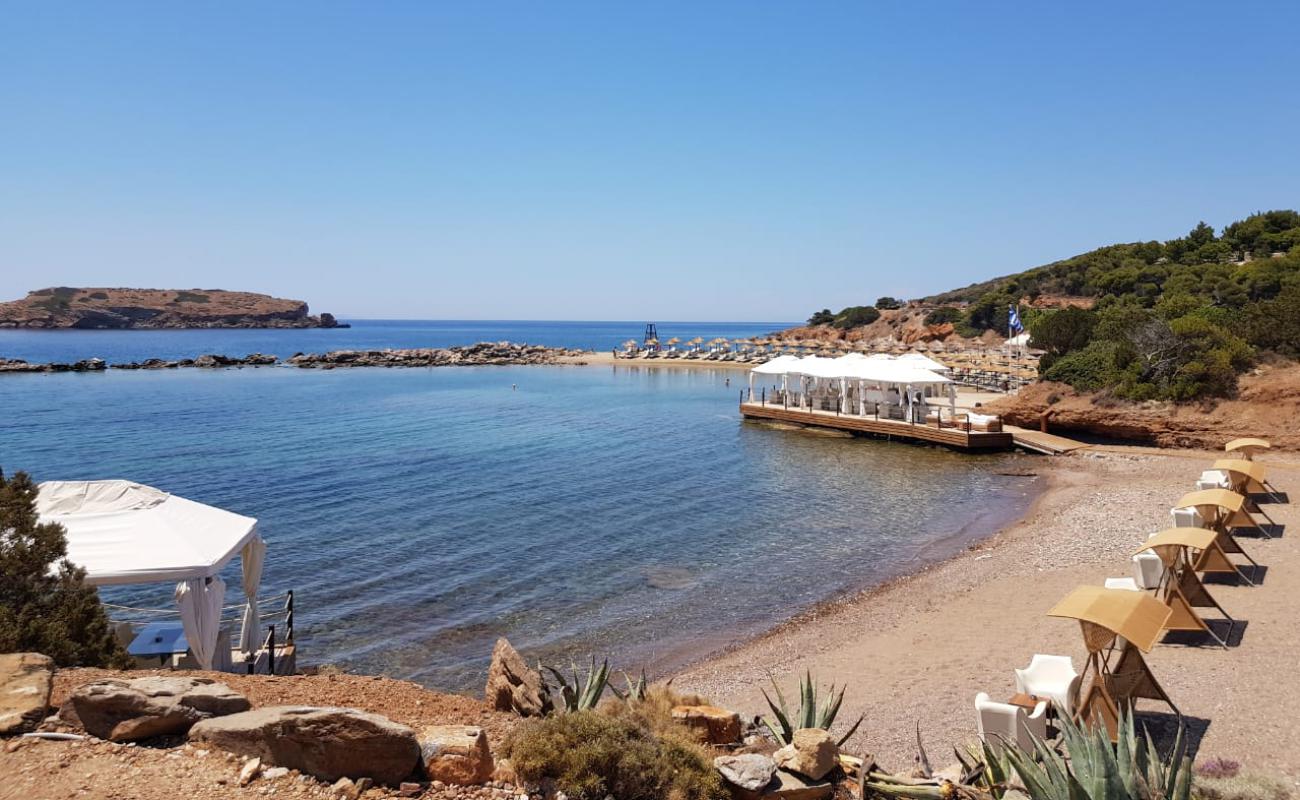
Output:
[740, 401, 1015, 451]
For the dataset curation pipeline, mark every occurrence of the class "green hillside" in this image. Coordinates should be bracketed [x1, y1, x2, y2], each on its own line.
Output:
[957, 210, 1300, 400]
[811, 210, 1300, 401]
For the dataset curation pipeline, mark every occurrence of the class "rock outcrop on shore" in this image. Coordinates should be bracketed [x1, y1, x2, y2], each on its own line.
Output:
[287, 342, 586, 369]
[0, 343, 587, 374]
[0, 287, 345, 329]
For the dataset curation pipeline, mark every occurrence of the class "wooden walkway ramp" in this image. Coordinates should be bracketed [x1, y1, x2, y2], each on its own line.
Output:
[1004, 425, 1090, 455]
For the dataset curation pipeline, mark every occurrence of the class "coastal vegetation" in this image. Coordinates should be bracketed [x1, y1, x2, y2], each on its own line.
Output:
[805, 210, 1300, 400]
[504, 681, 730, 800]
[0, 469, 127, 668]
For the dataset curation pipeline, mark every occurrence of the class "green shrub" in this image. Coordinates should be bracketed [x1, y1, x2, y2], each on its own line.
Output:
[0, 470, 130, 668]
[1242, 285, 1300, 356]
[832, 305, 880, 329]
[87, 291, 109, 300]
[173, 291, 211, 304]
[1029, 307, 1098, 359]
[1042, 340, 1122, 390]
[875, 296, 903, 310]
[807, 308, 834, 326]
[503, 710, 728, 800]
[924, 306, 963, 325]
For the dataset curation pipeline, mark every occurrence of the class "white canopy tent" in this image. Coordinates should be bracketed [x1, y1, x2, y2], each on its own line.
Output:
[35, 480, 266, 670]
[747, 354, 955, 418]
[895, 352, 952, 373]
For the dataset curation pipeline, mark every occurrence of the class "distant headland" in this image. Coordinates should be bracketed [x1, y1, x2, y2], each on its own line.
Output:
[0, 287, 347, 329]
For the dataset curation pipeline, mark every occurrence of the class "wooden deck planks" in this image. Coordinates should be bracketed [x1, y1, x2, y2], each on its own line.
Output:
[739, 402, 1015, 451]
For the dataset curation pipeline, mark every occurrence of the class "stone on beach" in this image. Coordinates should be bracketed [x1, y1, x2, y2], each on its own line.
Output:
[188, 705, 421, 785]
[0, 652, 54, 735]
[671, 704, 742, 745]
[483, 638, 551, 717]
[70, 676, 251, 742]
[418, 724, 494, 786]
[772, 728, 838, 781]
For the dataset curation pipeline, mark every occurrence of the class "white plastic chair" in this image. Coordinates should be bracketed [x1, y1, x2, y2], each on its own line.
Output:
[975, 692, 1048, 750]
[1106, 552, 1165, 592]
[1013, 654, 1080, 715]
[1196, 470, 1231, 491]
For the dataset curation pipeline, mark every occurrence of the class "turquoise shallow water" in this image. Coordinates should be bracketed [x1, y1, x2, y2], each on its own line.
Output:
[0, 332, 1035, 691]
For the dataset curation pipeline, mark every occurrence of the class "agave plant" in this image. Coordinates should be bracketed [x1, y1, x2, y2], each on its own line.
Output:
[609, 668, 649, 702]
[541, 656, 613, 713]
[866, 711, 1194, 800]
[761, 670, 864, 747]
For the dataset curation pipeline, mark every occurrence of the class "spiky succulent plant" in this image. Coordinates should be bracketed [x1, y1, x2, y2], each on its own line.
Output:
[761, 670, 864, 747]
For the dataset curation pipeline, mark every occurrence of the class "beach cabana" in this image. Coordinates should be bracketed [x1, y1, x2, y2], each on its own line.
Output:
[1172, 489, 1264, 581]
[1225, 437, 1270, 461]
[1048, 585, 1178, 741]
[36, 480, 267, 671]
[1212, 459, 1282, 504]
[1135, 529, 1237, 648]
[1175, 487, 1269, 538]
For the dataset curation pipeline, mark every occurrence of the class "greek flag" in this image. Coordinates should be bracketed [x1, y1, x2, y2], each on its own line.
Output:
[1008, 304, 1024, 335]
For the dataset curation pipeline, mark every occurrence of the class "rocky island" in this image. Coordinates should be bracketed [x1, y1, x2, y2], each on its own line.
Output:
[0, 287, 346, 329]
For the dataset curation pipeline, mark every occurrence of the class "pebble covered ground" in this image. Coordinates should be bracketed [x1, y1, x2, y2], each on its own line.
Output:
[675, 447, 1300, 784]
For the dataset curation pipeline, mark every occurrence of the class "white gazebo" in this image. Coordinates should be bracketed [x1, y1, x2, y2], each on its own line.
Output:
[35, 480, 267, 671]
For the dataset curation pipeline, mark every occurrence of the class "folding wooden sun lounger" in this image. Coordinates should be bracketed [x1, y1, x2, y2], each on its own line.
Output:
[1213, 458, 1284, 507]
[1048, 586, 1178, 742]
[1137, 529, 1237, 648]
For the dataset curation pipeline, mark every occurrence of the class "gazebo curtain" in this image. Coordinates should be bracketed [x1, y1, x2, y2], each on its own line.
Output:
[238, 536, 267, 652]
[174, 576, 227, 670]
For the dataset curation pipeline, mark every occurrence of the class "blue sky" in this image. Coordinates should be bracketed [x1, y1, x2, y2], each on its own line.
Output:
[2, 2, 1297, 321]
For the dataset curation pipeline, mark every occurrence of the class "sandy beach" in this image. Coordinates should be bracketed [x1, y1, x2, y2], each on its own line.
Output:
[674, 446, 1300, 778]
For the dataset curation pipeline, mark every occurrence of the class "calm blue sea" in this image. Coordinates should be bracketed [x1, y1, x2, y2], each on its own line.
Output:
[0, 319, 795, 364]
[0, 322, 1035, 691]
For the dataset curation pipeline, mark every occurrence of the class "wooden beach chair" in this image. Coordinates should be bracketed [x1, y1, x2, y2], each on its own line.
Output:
[1136, 529, 1238, 648]
[1047, 586, 1178, 742]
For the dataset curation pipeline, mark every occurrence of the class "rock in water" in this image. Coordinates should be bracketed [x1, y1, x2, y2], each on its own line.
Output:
[70, 676, 251, 741]
[188, 706, 421, 785]
[714, 753, 778, 792]
[671, 705, 742, 745]
[419, 725, 494, 786]
[483, 638, 551, 716]
[0, 653, 54, 735]
[772, 728, 838, 781]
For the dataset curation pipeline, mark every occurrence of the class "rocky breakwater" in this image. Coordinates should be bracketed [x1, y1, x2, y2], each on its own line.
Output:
[0, 353, 280, 373]
[286, 342, 588, 369]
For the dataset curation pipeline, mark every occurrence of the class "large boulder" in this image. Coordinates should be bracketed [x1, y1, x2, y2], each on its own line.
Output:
[671, 704, 742, 745]
[483, 638, 551, 716]
[772, 728, 838, 781]
[189, 706, 421, 785]
[70, 676, 250, 741]
[0, 653, 54, 735]
[714, 753, 778, 792]
[418, 725, 494, 786]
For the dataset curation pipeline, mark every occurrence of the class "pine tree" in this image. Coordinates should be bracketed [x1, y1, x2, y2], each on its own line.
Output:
[0, 469, 129, 667]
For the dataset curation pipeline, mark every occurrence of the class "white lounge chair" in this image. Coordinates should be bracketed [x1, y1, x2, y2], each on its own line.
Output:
[975, 692, 1048, 750]
[1013, 654, 1080, 715]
